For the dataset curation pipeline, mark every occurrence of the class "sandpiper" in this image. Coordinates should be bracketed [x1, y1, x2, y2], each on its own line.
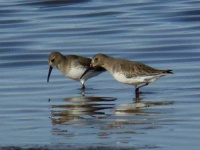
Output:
[47, 52, 105, 89]
[81, 53, 172, 96]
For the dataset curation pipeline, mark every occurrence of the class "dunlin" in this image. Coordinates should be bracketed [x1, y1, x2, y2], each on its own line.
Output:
[81, 53, 172, 96]
[47, 52, 105, 89]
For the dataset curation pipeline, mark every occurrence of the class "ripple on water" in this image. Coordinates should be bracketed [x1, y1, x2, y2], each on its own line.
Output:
[0, 0, 200, 149]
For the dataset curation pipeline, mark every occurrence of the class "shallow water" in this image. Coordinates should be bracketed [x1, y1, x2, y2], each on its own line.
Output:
[0, 0, 200, 149]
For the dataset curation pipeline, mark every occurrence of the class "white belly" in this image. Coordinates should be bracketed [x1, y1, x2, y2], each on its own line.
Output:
[112, 72, 162, 85]
[65, 67, 103, 82]
[66, 67, 86, 81]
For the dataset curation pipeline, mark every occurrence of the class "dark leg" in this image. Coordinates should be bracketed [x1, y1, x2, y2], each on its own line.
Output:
[81, 84, 85, 96]
[81, 84, 85, 90]
[135, 85, 139, 99]
[134, 83, 149, 102]
[138, 83, 149, 89]
[134, 86, 140, 102]
[135, 83, 149, 97]
[135, 87, 139, 95]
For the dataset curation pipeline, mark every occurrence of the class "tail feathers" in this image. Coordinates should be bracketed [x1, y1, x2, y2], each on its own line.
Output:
[162, 69, 173, 74]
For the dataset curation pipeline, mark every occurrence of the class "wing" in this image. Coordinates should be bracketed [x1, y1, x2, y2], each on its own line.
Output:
[120, 61, 162, 78]
[77, 56, 91, 67]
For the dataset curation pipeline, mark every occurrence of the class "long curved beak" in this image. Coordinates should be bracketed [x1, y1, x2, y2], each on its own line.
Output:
[47, 66, 53, 82]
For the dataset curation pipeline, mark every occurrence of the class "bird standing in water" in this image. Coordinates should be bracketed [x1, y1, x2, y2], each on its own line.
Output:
[81, 53, 172, 97]
[47, 52, 105, 90]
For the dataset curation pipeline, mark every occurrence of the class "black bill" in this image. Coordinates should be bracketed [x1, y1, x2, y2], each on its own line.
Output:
[47, 66, 53, 82]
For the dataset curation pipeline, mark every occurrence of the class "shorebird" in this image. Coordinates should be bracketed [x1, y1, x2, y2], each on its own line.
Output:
[81, 53, 172, 96]
[47, 52, 105, 90]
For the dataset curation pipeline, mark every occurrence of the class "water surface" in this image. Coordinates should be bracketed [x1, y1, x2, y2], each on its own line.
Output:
[0, 0, 200, 149]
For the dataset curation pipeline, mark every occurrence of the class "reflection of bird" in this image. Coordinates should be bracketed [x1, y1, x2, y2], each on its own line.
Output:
[47, 52, 105, 89]
[50, 96, 116, 125]
[81, 53, 172, 96]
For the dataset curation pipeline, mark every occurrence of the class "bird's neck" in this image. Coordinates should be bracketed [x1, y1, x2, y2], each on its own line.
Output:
[102, 56, 114, 71]
[57, 57, 67, 73]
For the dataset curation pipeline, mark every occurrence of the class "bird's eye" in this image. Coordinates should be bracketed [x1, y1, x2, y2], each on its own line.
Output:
[94, 58, 98, 63]
[51, 59, 55, 63]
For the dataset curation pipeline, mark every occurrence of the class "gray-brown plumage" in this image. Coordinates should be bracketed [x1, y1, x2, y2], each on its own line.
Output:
[81, 53, 172, 96]
[47, 52, 105, 89]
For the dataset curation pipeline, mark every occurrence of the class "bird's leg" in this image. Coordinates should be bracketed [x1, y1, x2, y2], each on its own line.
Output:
[134, 85, 140, 102]
[81, 84, 85, 90]
[81, 84, 85, 96]
[135, 85, 139, 96]
[80, 80, 85, 90]
[135, 87, 139, 95]
[134, 83, 149, 102]
[135, 83, 149, 97]
[138, 83, 149, 89]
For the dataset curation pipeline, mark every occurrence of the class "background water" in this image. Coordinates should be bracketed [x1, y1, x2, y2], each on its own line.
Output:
[0, 0, 200, 149]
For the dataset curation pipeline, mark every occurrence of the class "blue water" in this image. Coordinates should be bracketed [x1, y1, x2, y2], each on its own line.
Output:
[0, 0, 200, 149]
